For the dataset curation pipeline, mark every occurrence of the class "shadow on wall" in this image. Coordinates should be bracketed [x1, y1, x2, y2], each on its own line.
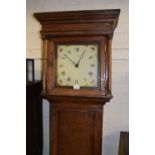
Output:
[103, 131, 121, 155]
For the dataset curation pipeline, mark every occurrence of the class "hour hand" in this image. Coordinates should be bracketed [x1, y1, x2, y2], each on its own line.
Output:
[63, 54, 76, 66]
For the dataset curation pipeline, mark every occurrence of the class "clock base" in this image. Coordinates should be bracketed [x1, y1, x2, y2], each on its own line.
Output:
[48, 99, 104, 155]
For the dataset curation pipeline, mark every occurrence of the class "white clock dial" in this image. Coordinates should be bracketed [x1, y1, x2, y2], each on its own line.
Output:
[56, 44, 98, 87]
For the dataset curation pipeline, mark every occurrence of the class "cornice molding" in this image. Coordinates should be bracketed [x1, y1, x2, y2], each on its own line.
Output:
[34, 9, 120, 36]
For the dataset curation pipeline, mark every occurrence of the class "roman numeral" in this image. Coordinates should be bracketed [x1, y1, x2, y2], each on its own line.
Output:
[89, 56, 93, 59]
[67, 77, 71, 82]
[61, 71, 65, 76]
[59, 48, 63, 52]
[75, 48, 79, 52]
[90, 64, 95, 67]
[91, 47, 95, 51]
[88, 71, 93, 76]
[75, 80, 78, 84]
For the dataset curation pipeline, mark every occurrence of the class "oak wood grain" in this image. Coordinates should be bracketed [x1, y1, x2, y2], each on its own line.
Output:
[34, 9, 120, 155]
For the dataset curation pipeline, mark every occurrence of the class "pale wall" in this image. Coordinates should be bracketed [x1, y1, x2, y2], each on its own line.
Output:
[26, 0, 129, 155]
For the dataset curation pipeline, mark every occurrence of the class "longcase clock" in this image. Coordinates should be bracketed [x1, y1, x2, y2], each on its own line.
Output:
[34, 9, 120, 155]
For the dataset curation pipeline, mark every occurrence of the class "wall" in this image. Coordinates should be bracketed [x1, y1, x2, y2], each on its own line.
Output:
[26, 0, 129, 155]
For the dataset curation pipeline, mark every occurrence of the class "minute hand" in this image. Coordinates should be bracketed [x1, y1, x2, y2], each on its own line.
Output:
[76, 51, 86, 67]
[64, 54, 77, 66]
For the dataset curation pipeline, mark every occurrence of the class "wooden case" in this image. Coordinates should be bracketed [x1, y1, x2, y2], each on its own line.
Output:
[34, 9, 120, 155]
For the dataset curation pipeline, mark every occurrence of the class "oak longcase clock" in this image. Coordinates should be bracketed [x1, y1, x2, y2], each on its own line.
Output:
[34, 9, 120, 155]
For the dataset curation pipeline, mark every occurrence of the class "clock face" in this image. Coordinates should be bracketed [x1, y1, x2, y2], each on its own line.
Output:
[56, 44, 99, 88]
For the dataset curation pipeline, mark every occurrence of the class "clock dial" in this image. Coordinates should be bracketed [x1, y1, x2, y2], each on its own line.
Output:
[56, 44, 98, 88]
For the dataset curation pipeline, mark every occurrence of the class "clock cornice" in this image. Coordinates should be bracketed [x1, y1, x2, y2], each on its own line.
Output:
[34, 9, 120, 37]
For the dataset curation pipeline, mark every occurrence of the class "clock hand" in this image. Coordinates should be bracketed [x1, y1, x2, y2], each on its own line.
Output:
[63, 54, 77, 66]
[76, 50, 86, 67]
